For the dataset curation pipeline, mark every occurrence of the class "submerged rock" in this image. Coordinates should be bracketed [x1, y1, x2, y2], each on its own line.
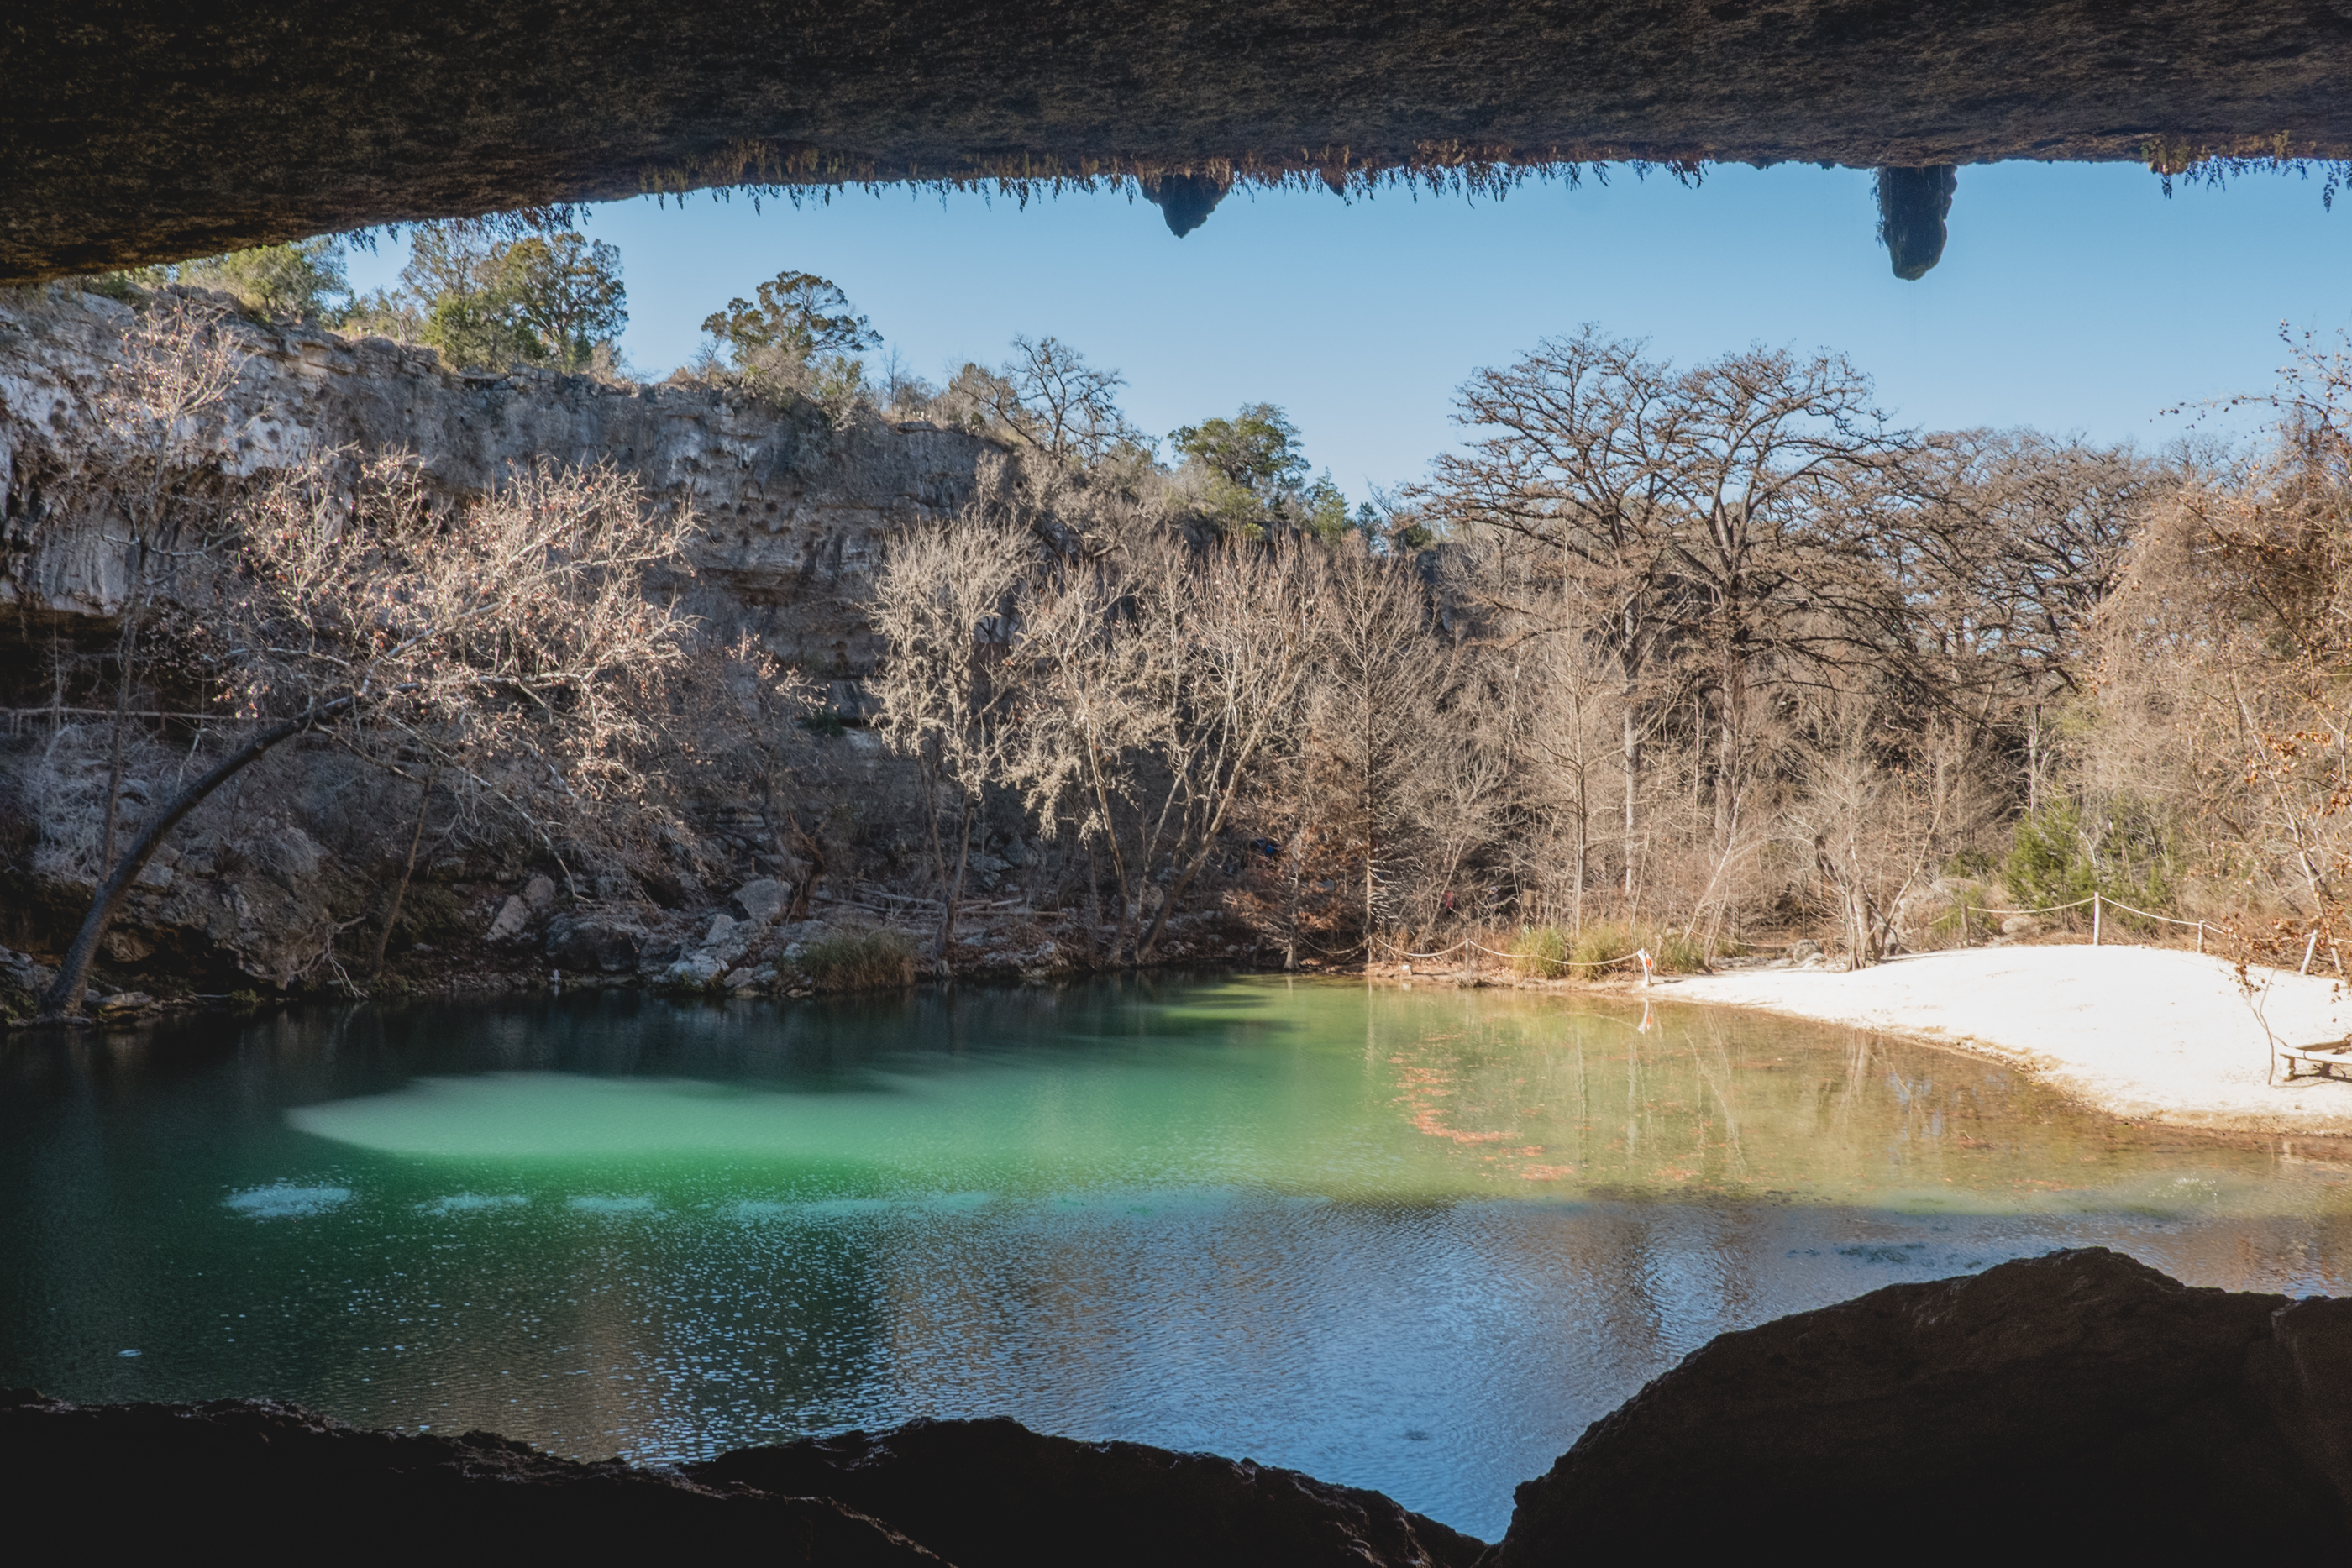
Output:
[1489, 1248, 2352, 1558]
[0, 1391, 939, 1561]
[685, 1416, 1486, 1568]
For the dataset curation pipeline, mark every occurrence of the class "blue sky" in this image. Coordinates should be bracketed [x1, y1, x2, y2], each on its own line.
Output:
[349, 161, 2352, 506]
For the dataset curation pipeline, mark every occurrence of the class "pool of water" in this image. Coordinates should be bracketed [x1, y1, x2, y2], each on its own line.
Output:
[3, 975, 2348, 1539]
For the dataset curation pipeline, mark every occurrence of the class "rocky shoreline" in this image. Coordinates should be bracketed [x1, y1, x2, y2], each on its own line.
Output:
[6, 1251, 2344, 1557]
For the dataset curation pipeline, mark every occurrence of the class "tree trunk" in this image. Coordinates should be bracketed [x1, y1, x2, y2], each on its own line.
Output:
[1572, 758, 1588, 938]
[97, 540, 147, 880]
[1284, 827, 1305, 972]
[1621, 691, 1641, 899]
[367, 765, 436, 978]
[41, 698, 362, 1020]
[933, 792, 975, 967]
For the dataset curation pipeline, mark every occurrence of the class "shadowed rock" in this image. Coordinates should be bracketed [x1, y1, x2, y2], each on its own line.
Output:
[0, 1391, 940, 1561]
[1488, 1248, 2352, 1559]
[1141, 172, 1231, 237]
[686, 1416, 1487, 1567]
[1877, 165, 1958, 279]
[10, 3, 2352, 281]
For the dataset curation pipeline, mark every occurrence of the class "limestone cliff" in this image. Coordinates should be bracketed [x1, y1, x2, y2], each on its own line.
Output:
[0, 285, 993, 1004]
[2, 283, 994, 670]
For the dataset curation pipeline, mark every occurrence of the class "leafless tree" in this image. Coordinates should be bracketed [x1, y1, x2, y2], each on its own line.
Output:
[70, 295, 246, 883]
[1300, 535, 1454, 947]
[1014, 532, 1315, 961]
[1423, 327, 1914, 875]
[869, 512, 1035, 962]
[41, 453, 695, 1019]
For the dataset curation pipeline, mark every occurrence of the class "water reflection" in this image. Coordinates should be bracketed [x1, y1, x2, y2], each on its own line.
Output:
[1, 978, 2344, 1540]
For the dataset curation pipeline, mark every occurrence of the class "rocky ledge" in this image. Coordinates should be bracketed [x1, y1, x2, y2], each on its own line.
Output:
[7, 1251, 2344, 1558]
[1495, 1246, 2352, 1558]
[0, 1395, 1477, 1566]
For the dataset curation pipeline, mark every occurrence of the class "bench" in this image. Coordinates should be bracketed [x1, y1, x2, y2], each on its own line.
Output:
[2278, 1038, 2352, 1082]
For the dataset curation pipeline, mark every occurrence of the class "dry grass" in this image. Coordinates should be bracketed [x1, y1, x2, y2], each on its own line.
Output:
[1509, 920, 1711, 978]
[792, 926, 920, 991]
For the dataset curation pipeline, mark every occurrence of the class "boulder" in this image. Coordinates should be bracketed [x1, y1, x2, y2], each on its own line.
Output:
[521, 873, 559, 913]
[253, 822, 326, 885]
[0, 947, 56, 1025]
[729, 878, 790, 926]
[0, 1391, 937, 1562]
[2001, 912, 2043, 936]
[685, 1416, 1486, 1568]
[1488, 1248, 2352, 1559]
[485, 896, 532, 943]
[544, 915, 644, 973]
[663, 950, 728, 989]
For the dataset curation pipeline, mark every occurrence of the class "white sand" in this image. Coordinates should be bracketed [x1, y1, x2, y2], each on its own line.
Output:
[1659, 945, 2352, 1135]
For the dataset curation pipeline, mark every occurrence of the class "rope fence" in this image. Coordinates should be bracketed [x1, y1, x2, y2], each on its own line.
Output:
[1384, 934, 1656, 982]
[1955, 890, 2342, 973]
[1387, 890, 2349, 983]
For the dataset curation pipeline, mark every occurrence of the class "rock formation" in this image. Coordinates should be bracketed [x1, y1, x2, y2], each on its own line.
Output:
[0, 284, 984, 1001]
[1488, 1247, 2352, 1557]
[4, 1251, 2343, 1555]
[1, 285, 994, 673]
[686, 1416, 1486, 1568]
[0, 1390, 942, 1562]
[0, 1393, 1473, 1567]
[1877, 165, 1960, 280]
[9, 3, 2352, 280]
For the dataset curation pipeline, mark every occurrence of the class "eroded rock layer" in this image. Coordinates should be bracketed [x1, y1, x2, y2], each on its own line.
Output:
[8, 2, 2352, 280]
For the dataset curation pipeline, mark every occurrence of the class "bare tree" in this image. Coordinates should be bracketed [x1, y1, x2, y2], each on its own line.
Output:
[1000, 335, 1145, 466]
[869, 512, 1035, 962]
[1301, 535, 1453, 947]
[1015, 532, 1315, 962]
[1423, 327, 1914, 875]
[40, 454, 694, 1019]
[69, 295, 247, 883]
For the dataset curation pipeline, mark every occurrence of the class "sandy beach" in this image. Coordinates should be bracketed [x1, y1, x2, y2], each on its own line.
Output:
[1660, 945, 2352, 1135]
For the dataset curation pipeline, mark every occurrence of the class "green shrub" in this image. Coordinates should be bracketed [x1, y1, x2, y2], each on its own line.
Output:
[2003, 798, 2173, 920]
[793, 927, 920, 992]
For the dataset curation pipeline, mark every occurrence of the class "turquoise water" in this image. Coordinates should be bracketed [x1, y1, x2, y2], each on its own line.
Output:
[3, 976, 2348, 1539]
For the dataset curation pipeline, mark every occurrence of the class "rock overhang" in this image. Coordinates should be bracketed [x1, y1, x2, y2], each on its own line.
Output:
[6, 1, 2352, 282]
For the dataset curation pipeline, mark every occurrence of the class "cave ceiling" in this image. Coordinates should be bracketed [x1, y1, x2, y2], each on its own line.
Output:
[5, 2, 2351, 283]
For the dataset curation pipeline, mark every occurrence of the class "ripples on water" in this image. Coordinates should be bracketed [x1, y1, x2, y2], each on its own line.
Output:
[3, 976, 2346, 1539]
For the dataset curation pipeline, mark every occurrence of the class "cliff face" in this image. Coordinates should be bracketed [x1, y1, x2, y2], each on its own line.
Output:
[1, 285, 992, 670]
[0, 286, 990, 999]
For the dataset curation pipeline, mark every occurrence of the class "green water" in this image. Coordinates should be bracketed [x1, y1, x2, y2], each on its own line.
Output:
[3, 976, 2347, 1539]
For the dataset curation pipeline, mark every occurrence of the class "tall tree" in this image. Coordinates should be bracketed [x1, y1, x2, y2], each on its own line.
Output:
[869, 514, 1033, 963]
[1423, 327, 1914, 868]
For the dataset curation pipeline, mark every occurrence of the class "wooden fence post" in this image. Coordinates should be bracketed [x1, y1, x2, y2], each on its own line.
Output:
[2092, 892, 2102, 947]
